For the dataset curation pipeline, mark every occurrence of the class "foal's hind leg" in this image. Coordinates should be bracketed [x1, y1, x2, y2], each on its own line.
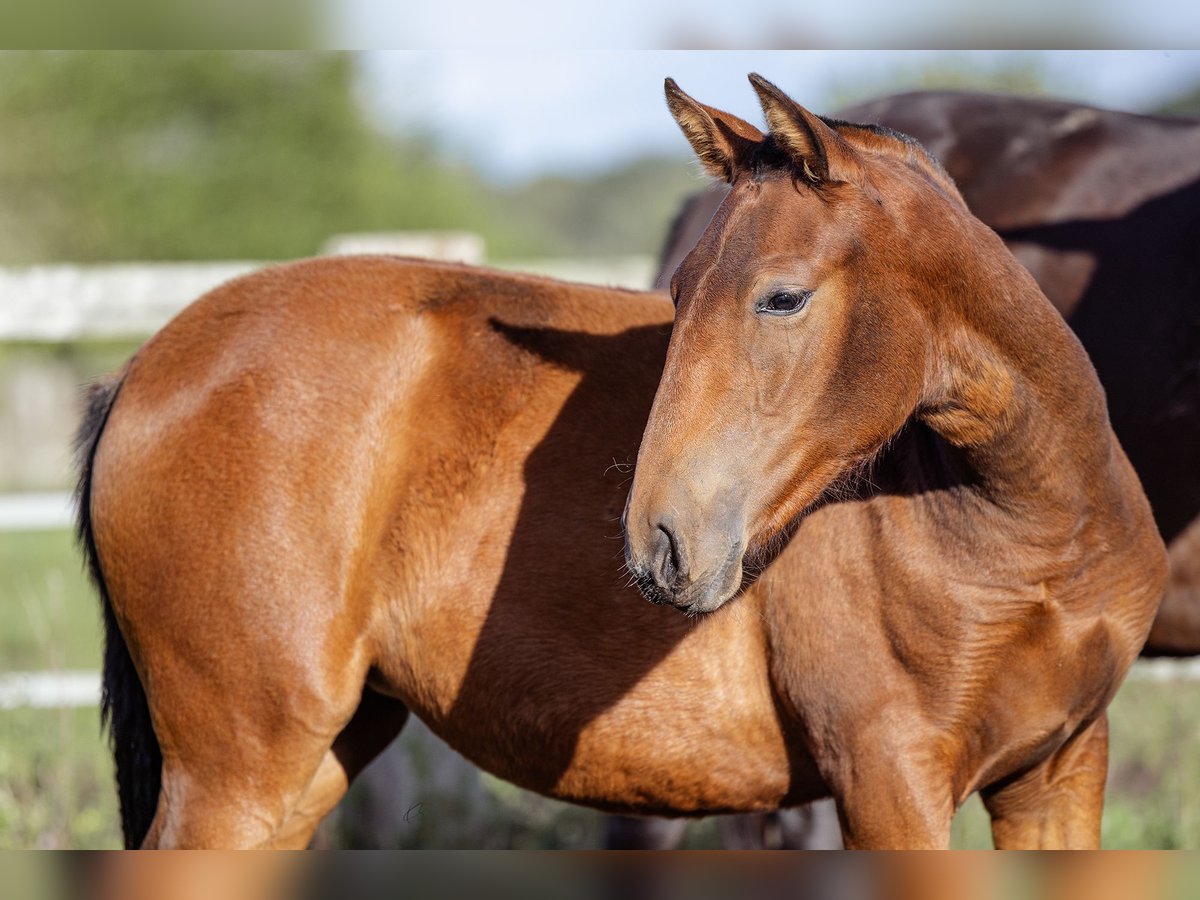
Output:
[140, 646, 386, 848]
[145, 723, 341, 848]
[981, 714, 1108, 849]
[268, 689, 409, 849]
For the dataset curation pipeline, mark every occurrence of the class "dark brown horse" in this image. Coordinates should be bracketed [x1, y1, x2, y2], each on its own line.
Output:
[657, 89, 1200, 657]
[77, 76, 1164, 848]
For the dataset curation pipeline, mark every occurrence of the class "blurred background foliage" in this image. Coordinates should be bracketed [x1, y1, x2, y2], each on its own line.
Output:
[2, 51, 1196, 269]
[0, 51, 700, 263]
[825, 55, 1050, 109]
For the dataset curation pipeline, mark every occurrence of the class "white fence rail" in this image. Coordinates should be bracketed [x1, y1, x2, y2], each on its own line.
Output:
[0, 250, 656, 341]
[0, 671, 101, 710]
[0, 263, 262, 341]
[5, 659, 1199, 711]
[0, 491, 73, 531]
[0, 237, 656, 530]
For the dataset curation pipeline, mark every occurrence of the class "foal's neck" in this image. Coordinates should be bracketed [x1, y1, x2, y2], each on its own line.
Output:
[919, 232, 1115, 527]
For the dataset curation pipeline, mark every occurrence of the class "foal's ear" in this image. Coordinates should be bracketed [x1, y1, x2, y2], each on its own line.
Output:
[665, 78, 764, 183]
[748, 73, 857, 184]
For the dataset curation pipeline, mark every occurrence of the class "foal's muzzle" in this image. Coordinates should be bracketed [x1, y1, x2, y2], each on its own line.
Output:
[623, 515, 745, 615]
[625, 521, 684, 605]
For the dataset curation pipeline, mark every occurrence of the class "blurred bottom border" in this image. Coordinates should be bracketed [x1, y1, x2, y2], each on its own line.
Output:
[10, 849, 1195, 900]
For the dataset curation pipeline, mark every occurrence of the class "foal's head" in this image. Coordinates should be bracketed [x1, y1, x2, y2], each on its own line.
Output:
[624, 74, 974, 614]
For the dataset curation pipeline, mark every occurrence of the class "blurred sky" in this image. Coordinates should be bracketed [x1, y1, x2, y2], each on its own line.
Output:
[335, 0, 1200, 51]
[354, 51, 1200, 182]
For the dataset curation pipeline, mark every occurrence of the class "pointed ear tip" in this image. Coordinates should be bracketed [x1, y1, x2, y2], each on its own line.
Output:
[748, 73, 779, 96]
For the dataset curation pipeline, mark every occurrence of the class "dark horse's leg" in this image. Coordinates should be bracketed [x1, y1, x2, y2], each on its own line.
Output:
[776, 802, 844, 849]
[715, 805, 843, 849]
[606, 805, 844, 850]
[1146, 516, 1200, 654]
[605, 816, 689, 849]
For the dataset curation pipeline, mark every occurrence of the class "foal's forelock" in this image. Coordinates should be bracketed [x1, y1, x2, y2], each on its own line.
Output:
[742, 122, 962, 211]
[744, 135, 809, 184]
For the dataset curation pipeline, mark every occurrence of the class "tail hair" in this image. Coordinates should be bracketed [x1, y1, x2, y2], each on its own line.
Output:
[73, 371, 162, 848]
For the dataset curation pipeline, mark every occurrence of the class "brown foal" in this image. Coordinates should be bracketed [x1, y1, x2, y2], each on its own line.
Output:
[78, 75, 1164, 849]
[656, 89, 1200, 657]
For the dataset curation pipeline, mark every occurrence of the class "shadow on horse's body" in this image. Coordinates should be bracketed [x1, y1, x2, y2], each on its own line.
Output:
[82, 264, 821, 847]
[78, 79, 1164, 848]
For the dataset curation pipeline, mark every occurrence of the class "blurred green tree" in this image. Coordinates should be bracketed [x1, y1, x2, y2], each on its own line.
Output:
[0, 52, 703, 264]
[1156, 85, 1200, 117]
[0, 51, 526, 263]
[499, 156, 703, 259]
[826, 55, 1049, 111]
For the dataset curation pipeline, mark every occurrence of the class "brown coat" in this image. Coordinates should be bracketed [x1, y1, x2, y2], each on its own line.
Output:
[77, 79, 1165, 849]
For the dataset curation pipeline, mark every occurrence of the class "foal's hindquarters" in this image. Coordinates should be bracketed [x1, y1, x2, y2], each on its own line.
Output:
[89, 258, 828, 848]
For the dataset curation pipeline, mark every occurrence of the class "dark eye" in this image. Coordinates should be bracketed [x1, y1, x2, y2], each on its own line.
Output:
[757, 290, 812, 316]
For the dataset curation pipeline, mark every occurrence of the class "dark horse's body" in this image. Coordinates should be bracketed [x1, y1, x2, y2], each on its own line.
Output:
[657, 90, 1200, 656]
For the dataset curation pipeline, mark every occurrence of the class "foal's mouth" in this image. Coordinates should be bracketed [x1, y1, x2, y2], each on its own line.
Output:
[630, 569, 672, 606]
[626, 540, 747, 616]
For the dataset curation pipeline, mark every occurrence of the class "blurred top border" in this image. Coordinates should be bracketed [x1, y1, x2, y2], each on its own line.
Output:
[4, 0, 1200, 50]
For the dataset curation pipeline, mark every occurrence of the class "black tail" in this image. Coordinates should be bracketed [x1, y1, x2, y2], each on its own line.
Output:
[73, 370, 161, 849]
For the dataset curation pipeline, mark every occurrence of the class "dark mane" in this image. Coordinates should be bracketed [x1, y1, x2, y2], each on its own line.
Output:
[748, 135, 800, 182]
[825, 116, 961, 199]
[820, 115, 922, 148]
[747, 116, 959, 201]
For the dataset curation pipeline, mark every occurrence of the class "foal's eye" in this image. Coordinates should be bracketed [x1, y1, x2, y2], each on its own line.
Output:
[757, 290, 812, 316]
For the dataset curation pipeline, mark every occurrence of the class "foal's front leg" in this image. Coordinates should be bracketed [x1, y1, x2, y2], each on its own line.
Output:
[827, 729, 955, 849]
[980, 714, 1108, 849]
[836, 785, 954, 849]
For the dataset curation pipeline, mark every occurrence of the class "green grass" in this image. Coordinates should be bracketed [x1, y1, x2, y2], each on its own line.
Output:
[2, 528, 1199, 848]
[950, 680, 1200, 849]
[0, 530, 101, 671]
[1102, 679, 1200, 849]
[0, 706, 118, 849]
[0, 528, 115, 849]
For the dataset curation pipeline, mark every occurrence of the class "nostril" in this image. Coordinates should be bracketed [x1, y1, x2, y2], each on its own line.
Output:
[656, 523, 684, 587]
